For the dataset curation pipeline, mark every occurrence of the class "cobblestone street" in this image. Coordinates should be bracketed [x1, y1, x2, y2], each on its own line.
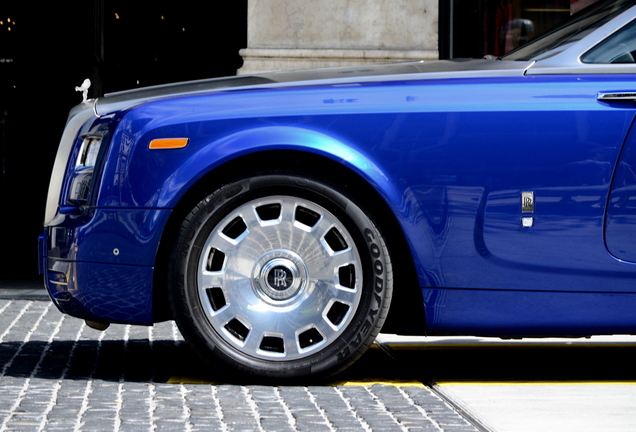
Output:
[0, 300, 478, 431]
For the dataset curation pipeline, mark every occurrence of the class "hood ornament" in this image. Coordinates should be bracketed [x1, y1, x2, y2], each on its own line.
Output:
[75, 78, 91, 103]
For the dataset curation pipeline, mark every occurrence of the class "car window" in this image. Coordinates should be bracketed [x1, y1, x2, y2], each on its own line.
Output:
[582, 18, 636, 63]
[503, 0, 634, 61]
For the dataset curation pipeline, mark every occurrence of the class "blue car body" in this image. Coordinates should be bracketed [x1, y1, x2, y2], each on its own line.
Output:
[39, 0, 636, 377]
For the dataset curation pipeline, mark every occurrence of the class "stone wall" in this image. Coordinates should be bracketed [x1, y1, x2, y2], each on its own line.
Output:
[238, 0, 438, 74]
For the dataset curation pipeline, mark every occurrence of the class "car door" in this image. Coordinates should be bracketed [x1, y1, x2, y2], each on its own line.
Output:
[477, 11, 636, 294]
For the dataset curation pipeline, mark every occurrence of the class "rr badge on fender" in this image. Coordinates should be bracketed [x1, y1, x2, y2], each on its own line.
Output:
[521, 191, 534, 213]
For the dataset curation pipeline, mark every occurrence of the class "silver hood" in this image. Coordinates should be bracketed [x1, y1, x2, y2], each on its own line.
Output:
[94, 59, 532, 117]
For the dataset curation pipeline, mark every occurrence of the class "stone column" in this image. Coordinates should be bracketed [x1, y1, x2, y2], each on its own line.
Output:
[238, 0, 438, 74]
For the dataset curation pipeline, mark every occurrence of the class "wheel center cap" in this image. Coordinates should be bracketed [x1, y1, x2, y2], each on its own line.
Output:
[254, 255, 306, 303]
[266, 265, 294, 291]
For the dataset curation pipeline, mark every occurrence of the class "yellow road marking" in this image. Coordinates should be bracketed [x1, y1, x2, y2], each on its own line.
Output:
[167, 376, 220, 384]
[166, 376, 428, 387]
[331, 379, 425, 387]
[166, 376, 427, 387]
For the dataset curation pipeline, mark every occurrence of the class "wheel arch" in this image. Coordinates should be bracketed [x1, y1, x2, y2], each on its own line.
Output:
[152, 149, 426, 335]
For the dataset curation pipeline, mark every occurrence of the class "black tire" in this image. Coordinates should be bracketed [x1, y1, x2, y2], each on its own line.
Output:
[169, 174, 392, 379]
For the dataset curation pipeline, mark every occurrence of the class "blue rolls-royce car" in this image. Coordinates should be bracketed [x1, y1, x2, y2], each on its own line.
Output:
[39, 0, 636, 378]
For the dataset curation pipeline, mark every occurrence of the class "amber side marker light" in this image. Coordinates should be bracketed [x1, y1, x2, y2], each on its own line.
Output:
[149, 138, 189, 149]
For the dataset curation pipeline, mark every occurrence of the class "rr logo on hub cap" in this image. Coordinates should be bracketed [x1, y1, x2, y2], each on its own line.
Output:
[254, 254, 307, 304]
[269, 267, 292, 290]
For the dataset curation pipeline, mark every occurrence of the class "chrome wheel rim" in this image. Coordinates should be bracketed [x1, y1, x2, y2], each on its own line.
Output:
[197, 196, 363, 360]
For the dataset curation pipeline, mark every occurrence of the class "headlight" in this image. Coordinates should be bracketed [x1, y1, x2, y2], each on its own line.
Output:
[76, 135, 102, 168]
[67, 133, 107, 206]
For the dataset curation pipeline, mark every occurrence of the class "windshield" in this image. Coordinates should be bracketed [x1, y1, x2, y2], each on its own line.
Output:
[502, 0, 634, 61]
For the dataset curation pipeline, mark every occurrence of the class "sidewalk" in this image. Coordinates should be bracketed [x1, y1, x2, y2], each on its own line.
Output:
[0, 278, 48, 301]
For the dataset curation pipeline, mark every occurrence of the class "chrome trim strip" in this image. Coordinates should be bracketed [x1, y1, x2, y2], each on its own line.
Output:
[44, 105, 97, 226]
[92, 98, 100, 118]
[597, 91, 636, 101]
[522, 61, 536, 76]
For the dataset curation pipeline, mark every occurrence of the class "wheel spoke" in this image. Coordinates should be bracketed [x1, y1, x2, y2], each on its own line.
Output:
[241, 206, 261, 230]
[330, 284, 358, 302]
[207, 231, 239, 254]
[241, 325, 262, 352]
[312, 318, 336, 344]
[198, 270, 225, 289]
[221, 276, 257, 307]
[280, 199, 297, 224]
[330, 248, 358, 268]
[306, 250, 357, 283]
[208, 301, 234, 323]
[309, 215, 333, 243]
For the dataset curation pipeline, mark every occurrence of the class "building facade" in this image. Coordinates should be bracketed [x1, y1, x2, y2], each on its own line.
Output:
[240, 0, 603, 74]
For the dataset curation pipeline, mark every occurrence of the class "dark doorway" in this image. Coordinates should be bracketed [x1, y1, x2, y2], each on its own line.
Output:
[0, 1, 247, 284]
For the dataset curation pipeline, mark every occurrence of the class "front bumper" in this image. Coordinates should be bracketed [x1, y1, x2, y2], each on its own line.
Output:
[38, 208, 172, 325]
[39, 236, 154, 325]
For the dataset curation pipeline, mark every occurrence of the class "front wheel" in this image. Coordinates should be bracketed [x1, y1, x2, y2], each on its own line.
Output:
[169, 174, 392, 379]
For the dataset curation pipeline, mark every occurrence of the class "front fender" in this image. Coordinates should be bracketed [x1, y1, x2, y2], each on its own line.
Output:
[96, 122, 403, 213]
